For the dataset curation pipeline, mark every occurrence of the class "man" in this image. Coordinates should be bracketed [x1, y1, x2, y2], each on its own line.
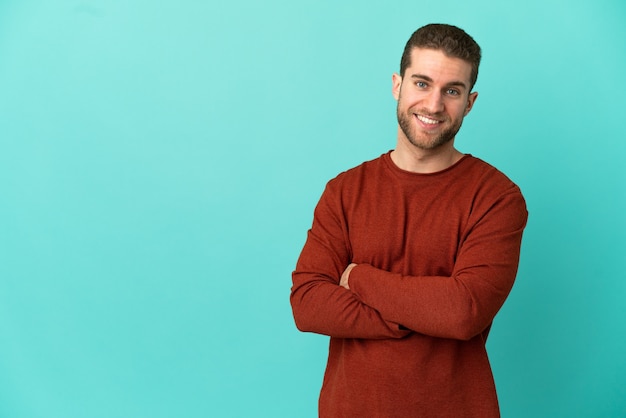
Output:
[290, 24, 528, 418]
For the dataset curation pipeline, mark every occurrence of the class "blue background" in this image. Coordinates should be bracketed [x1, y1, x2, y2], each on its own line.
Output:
[1, 1, 625, 417]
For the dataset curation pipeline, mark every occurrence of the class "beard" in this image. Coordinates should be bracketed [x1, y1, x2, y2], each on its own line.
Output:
[397, 105, 464, 151]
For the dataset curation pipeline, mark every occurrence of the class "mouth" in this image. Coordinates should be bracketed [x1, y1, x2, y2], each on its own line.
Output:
[415, 114, 442, 126]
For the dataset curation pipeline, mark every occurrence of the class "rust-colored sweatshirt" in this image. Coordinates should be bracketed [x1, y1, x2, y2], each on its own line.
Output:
[291, 152, 528, 418]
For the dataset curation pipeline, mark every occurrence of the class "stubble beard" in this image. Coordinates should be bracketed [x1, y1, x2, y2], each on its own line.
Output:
[397, 105, 463, 151]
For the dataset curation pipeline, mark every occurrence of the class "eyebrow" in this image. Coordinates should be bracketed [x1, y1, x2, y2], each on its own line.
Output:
[410, 74, 468, 90]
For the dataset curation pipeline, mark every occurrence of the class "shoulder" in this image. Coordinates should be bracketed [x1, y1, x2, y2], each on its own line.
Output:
[463, 156, 524, 196]
[461, 156, 528, 223]
[326, 153, 388, 190]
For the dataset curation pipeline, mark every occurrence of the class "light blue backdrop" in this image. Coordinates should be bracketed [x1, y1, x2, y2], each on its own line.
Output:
[1, 1, 625, 417]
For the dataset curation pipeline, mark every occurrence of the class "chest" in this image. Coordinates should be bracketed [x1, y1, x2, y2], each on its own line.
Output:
[345, 181, 472, 276]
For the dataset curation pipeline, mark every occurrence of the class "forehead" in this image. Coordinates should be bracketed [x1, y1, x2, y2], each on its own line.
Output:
[406, 47, 473, 85]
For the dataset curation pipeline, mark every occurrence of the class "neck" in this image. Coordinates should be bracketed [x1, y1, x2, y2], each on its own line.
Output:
[391, 134, 464, 174]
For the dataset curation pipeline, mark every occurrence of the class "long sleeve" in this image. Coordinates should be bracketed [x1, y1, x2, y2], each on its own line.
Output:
[290, 181, 410, 339]
[291, 152, 526, 418]
[291, 155, 529, 341]
[348, 186, 528, 340]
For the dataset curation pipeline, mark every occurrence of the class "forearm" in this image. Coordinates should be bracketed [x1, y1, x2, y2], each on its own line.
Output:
[291, 270, 410, 339]
[348, 203, 527, 340]
[348, 264, 513, 340]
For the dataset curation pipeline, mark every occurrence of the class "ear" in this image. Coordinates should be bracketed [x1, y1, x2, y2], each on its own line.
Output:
[392, 73, 402, 100]
[464, 91, 478, 116]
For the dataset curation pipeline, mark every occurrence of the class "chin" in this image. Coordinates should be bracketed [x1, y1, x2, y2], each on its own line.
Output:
[408, 136, 453, 151]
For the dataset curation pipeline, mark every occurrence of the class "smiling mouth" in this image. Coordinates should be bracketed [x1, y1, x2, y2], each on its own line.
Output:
[416, 114, 441, 125]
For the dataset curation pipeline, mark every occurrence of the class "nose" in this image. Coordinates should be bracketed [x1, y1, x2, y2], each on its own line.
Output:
[423, 91, 444, 113]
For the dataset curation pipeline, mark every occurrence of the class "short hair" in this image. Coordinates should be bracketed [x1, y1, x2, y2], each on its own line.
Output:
[400, 24, 482, 89]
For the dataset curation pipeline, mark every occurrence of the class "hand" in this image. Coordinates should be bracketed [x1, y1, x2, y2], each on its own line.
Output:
[340, 263, 357, 290]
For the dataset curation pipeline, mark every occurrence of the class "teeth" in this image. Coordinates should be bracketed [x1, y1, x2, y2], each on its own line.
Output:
[417, 115, 440, 125]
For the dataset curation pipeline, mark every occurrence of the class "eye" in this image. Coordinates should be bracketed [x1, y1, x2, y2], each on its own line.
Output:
[446, 88, 460, 96]
[416, 81, 427, 88]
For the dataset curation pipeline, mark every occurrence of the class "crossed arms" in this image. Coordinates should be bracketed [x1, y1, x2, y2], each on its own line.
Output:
[290, 181, 528, 342]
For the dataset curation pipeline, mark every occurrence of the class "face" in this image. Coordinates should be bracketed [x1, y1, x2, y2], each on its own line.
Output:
[393, 48, 478, 151]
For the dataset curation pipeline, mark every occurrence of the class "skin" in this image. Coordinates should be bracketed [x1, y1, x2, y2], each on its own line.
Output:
[391, 47, 478, 174]
[340, 47, 479, 289]
[340, 263, 357, 289]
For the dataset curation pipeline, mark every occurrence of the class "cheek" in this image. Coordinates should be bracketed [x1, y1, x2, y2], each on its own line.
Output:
[398, 94, 417, 111]
[453, 103, 470, 118]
